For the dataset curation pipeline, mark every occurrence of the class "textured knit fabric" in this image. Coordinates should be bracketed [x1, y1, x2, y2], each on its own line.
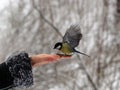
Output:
[5, 52, 33, 88]
[0, 62, 14, 90]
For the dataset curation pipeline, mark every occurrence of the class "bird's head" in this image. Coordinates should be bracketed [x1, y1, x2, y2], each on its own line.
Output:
[54, 42, 62, 50]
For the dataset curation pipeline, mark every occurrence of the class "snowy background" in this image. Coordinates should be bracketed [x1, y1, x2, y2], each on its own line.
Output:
[0, 0, 120, 90]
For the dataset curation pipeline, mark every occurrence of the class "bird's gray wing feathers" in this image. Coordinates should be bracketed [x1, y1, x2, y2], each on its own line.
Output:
[63, 25, 82, 48]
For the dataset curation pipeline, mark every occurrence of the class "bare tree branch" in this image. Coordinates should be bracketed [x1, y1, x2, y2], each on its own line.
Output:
[31, 0, 62, 37]
[76, 55, 98, 90]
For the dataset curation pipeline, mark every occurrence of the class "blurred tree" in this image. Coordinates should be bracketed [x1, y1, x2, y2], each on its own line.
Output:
[0, 0, 120, 90]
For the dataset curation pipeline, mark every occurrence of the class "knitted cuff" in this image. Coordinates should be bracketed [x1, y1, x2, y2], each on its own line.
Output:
[5, 51, 33, 88]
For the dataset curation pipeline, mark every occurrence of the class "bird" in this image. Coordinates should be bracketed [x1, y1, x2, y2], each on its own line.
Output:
[53, 24, 90, 57]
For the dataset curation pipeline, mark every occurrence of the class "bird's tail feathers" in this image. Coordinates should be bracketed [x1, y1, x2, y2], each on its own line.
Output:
[74, 49, 90, 57]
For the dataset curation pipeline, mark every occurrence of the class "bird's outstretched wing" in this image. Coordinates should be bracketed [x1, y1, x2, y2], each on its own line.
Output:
[63, 25, 82, 48]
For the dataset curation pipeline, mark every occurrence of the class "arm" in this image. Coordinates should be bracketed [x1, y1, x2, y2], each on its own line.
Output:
[0, 52, 71, 89]
[0, 62, 14, 89]
[0, 52, 33, 89]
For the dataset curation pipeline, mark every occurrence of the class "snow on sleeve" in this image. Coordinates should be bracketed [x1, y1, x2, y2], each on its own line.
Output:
[5, 51, 33, 88]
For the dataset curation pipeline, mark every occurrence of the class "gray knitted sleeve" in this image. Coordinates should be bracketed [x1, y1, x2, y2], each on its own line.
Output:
[5, 51, 33, 88]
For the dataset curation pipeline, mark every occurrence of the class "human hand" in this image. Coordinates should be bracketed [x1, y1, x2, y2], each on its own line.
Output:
[30, 54, 71, 67]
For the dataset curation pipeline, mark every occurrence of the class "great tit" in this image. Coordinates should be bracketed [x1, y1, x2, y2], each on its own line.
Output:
[54, 25, 89, 57]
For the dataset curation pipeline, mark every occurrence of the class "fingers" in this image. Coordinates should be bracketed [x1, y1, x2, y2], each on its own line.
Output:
[31, 54, 71, 67]
[33, 54, 71, 62]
